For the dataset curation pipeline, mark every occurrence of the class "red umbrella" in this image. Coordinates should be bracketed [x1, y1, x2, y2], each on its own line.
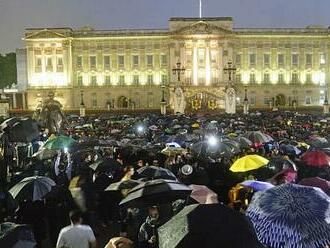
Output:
[299, 177, 330, 196]
[301, 150, 330, 168]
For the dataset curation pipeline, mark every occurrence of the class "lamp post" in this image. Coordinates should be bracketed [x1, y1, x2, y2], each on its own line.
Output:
[80, 90, 85, 117]
[243, 86, 249, 114]
[172, 61, 186, 83]
[172, 61, 186, 114]
[160, 81, 167, 115]
[323, 83, 329, 114]
[223, 61, 237, 114]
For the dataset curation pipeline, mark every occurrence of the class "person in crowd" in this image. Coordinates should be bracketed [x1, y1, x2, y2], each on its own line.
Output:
[138, 206, 161, 248]
[56, 210, 97, 248]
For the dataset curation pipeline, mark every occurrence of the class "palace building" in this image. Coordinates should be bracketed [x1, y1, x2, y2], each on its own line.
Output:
[20, 17, 330, 111]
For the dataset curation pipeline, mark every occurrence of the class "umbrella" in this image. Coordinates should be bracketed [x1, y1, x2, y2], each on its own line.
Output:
[240, 180, 274, 192]
[158, 204, 263, 248]
[32, 148, 58, 160]
[266, 156, 297, 172]
[230, 155, 269, 172]
[0, 222, 36, 248]
[306, 136, 329, 148]
[9, 176, 56, 202]
[43, 135, 76, 150]
[0, 117, 39, 143]
[270, 168, 298, 184]
[246, 184, 330, 248]
[89, 158, 121, 172]
[191, 141, 234, 159]
[279, 144, 301, 156]
[137, 166, 176, 180]
[105, 180, 140, 191]
[189, 184, 218, 204]
[161, 147, 187, 157]
[119, 179, 191, 208]
[301, 150, 330, 168]
[234, 136, 253, 148]
[245, 131, 273, 144]
[299, 177, 330, 196]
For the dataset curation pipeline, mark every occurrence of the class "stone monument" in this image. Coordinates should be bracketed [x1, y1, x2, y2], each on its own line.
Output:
[173, 86, 186, 114]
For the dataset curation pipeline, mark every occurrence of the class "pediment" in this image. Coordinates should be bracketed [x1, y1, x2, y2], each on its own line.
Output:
[25, 29, 67, 39]
[172, 21, 232, 35]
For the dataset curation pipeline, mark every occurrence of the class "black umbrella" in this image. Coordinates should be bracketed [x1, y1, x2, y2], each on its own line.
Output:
[1, 117, 39, 143]
[137, 166, 177, 180]
[32, 148, 58, 160]
[0, 222, 36, 248]
[119, 179, 191, 208]
[191, 141, 234, 159]
[89, 158, 121, 172]
[158, 204, 263, 248]
[105, 180, 140, 191]
[9, 176, 56, 203]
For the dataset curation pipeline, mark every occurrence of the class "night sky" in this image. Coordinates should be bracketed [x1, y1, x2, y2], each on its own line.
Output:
[0, 0, 330, 53]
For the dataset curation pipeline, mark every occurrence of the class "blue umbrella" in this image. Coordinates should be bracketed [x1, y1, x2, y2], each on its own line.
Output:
[240, 180, 274, 192]
[280, 144, 301, 156]
[246, 184, 330, 248]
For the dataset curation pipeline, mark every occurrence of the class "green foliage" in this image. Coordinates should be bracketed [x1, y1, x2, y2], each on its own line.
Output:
[0, 53, 17, 89]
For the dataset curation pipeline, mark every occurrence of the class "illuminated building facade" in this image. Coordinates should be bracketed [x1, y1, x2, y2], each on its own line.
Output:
[22, 17, 330, 111]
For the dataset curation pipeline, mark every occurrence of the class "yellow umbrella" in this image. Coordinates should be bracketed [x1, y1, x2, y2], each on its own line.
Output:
[191, 123, 200, 128]
[230, 155, 269, 172]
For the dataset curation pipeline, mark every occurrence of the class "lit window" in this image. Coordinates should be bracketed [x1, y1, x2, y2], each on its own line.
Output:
[147, 74, 153, 85]
[292, 73, 299, 84]
[90, 56, 96, 69]
[249, 73, 256, 83]
[132, 55, 139, 67]
[104, 56, 110, 69]
[77, 76, 83, 86]
[263, 73, 270, 84]
[278, 73, 284, 84]
[306, 73, 312, 84]
[147, 55, 153, 67]
[77, 56, 82, 68]
[161, 55, 167, 66]
[235, 54, 241, 66]
[57, 57, 63, 72]
[306, 54, 312, 66]
[249, 54, 256, 67]
[133, 75, 139, 85]
[105, 75, 111, 85]
[264, 54, 270, 67]
[119, 75, 125, 85]
[198, 49, 205, 64]
[292, 54, 298, 66]
[90, 76, 97, 86]
[46, 57, 53, 72]
[161, 74, 167, 84]
[118, 55, 125, 68]
[278, 54, 284, 67]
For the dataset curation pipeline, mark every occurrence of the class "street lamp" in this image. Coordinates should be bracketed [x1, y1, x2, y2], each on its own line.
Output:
[172, 61, 186, 83]
[243, 86, 249, 114]
[323, 83, 329, 114]
[160, 80, 167, 115]
[80, 90, 85, 117]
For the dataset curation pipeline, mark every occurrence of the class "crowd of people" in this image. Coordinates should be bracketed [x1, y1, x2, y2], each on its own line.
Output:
[0, 110, 329, 248]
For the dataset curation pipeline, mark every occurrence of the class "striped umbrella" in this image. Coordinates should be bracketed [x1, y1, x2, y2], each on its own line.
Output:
[9, 176, 56, 202]
[246, 184, 330, 248]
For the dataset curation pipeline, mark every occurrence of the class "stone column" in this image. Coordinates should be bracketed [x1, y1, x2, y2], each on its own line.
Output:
[205, 44, 211, 86]
[12, 93, 17, 109]
[193, 44, 198, 86]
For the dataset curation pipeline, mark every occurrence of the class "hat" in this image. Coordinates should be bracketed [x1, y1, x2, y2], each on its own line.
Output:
[181, 164, 193, 176]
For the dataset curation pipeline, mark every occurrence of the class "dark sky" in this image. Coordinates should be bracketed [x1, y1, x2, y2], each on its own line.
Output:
[0, 0, 329, 53]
